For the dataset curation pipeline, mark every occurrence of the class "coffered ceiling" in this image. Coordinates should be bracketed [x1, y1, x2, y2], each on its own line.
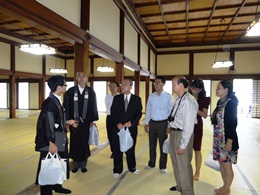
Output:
[126, 0, 260, 48]
[0, 0, 260, 55]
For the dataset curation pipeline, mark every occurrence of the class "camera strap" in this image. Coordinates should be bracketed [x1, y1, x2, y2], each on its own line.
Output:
[169, 91, 187, 120]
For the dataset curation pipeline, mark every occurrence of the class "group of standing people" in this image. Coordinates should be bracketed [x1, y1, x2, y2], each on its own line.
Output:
[35, 72, 239, 195]
[145, 76, 239, 195]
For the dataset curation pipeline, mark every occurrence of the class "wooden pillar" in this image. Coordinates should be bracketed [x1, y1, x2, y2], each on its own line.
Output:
[117, 9, 125, 88]
[115, 62, 124, 85]
[74, 41, 89, 82]
[134, 71, 140, 96]
[39, 55, 46, 109]
[9, 45, 16, 118]
[39, 77, 46, 109]
[230, 49, 235, 71]
[9, 75, 16, 118]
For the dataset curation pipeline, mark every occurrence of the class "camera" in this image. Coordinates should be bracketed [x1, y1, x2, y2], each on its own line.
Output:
[168, 115, 174, 122]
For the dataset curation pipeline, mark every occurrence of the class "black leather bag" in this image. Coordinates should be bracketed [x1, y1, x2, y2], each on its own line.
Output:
[40, 132, 67, 152]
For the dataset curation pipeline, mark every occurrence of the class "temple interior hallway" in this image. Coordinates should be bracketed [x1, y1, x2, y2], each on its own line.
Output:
[0, 110, 259, 195]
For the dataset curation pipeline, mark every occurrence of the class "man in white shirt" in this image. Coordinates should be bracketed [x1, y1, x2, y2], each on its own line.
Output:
[167, 76, 198, 195]
[105, 81, 119, 158]
[144, 76, 174, 173]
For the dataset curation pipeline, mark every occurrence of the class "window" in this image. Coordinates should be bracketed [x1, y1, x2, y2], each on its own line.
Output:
[18, 82, 29, 109]
[0, 83, 8, 108]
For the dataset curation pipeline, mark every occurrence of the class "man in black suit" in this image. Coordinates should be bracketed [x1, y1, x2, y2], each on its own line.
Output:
[111, 79, 143, 177]
[35, 75, 77, 195]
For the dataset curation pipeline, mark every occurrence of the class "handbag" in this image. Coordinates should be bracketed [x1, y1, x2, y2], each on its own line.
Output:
[205, 149, 220, 171]
[118, 127, 133, 152]
[88, 125, 100, 145]
[40, 132, 67, 152]
[163, 137, 170, 153]
[38, 152, 67, 185]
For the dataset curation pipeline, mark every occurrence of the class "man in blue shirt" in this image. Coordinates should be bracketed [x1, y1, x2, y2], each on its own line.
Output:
[144, 76, 174, 174]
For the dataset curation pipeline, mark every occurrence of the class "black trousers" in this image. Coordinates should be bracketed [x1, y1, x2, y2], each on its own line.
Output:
[40, 184, 63, 195]
[106, 115, 114, 154]
[113, 127, 137, 173]
[148, 120, 168, 169]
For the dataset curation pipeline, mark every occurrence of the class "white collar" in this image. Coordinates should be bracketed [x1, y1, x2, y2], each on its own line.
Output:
[53, 93, 62, 105]
[124, 93, 131, 101]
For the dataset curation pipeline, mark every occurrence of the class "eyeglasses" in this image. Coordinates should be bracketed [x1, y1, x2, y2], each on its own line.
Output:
[62, 84, 67, 87]
[120, 83, 129, 86]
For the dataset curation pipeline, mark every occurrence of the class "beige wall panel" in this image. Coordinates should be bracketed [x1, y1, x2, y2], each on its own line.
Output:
[66, 59, 75, 78]
[140, 39, 148, 69]
[210, 80, 220, 114]
[235, 51, 260, 74]
[15, 48, 42, 74]
[29, 83, 39, 109]
[124, 68, 135, 76]
[194, 52, 230, 75]
[94, 58, 115, 77]
[90, 0, 120, 51]
[124, 19, 138, 63]
[65, 59, 90, 78]
[150, 50, 156, 74]
[46, 56, 66, 76]
[0, 42, 10, 70]
[36, 0, 80, 26]
[140, 81, 145, 112]
[157, 54, 189, 75]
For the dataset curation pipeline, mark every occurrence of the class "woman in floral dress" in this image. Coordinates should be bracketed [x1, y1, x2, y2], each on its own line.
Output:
[211, 80, 239, 195]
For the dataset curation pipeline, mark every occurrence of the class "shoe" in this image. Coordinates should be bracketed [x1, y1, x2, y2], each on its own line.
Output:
[113, 173, 119, 177]
[133, 170, 140, 175]
[160, 169, 167, 174]
[81, 168, 88, 173]
[169, 186, 178, 191]
[54, 185, 72, 194]
[145, 165, 154, 170]
[71, 168, 79, 173]
[110, 154, 114, 159]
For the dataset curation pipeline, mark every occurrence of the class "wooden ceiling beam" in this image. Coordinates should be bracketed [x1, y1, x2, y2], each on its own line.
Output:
[138, 2, 260, 17]
[0, 0, 87, 44]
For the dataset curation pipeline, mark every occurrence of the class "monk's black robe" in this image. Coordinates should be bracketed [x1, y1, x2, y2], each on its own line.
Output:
[64, 85, 98, 162]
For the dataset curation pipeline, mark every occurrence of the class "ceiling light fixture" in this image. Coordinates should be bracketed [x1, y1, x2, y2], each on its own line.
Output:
[212, 60, 233, 68]
[96, 58, 114, 72]
[49, 68, 68, 74]
[212, 18, 233, 68]
[246, 0, 260, 36]
[49, 57, 67, 74]
[19, 43, 56, 55]
[96, 66, 114, 72]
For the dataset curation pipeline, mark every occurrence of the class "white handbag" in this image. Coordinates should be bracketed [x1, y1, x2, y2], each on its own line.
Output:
[88, 125, 100, 145]
[163, 137, 170, 153]
[205, 149, 220, 171]
[118, 127, 133, 152]
[38, 152, 67, 185]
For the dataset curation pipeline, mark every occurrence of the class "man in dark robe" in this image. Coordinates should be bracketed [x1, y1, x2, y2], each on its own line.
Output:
[64, 72, 99, 173]
[35, 75, 78, 195]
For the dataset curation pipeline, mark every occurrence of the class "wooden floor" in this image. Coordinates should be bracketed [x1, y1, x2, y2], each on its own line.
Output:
[0, 109, 259, 195]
